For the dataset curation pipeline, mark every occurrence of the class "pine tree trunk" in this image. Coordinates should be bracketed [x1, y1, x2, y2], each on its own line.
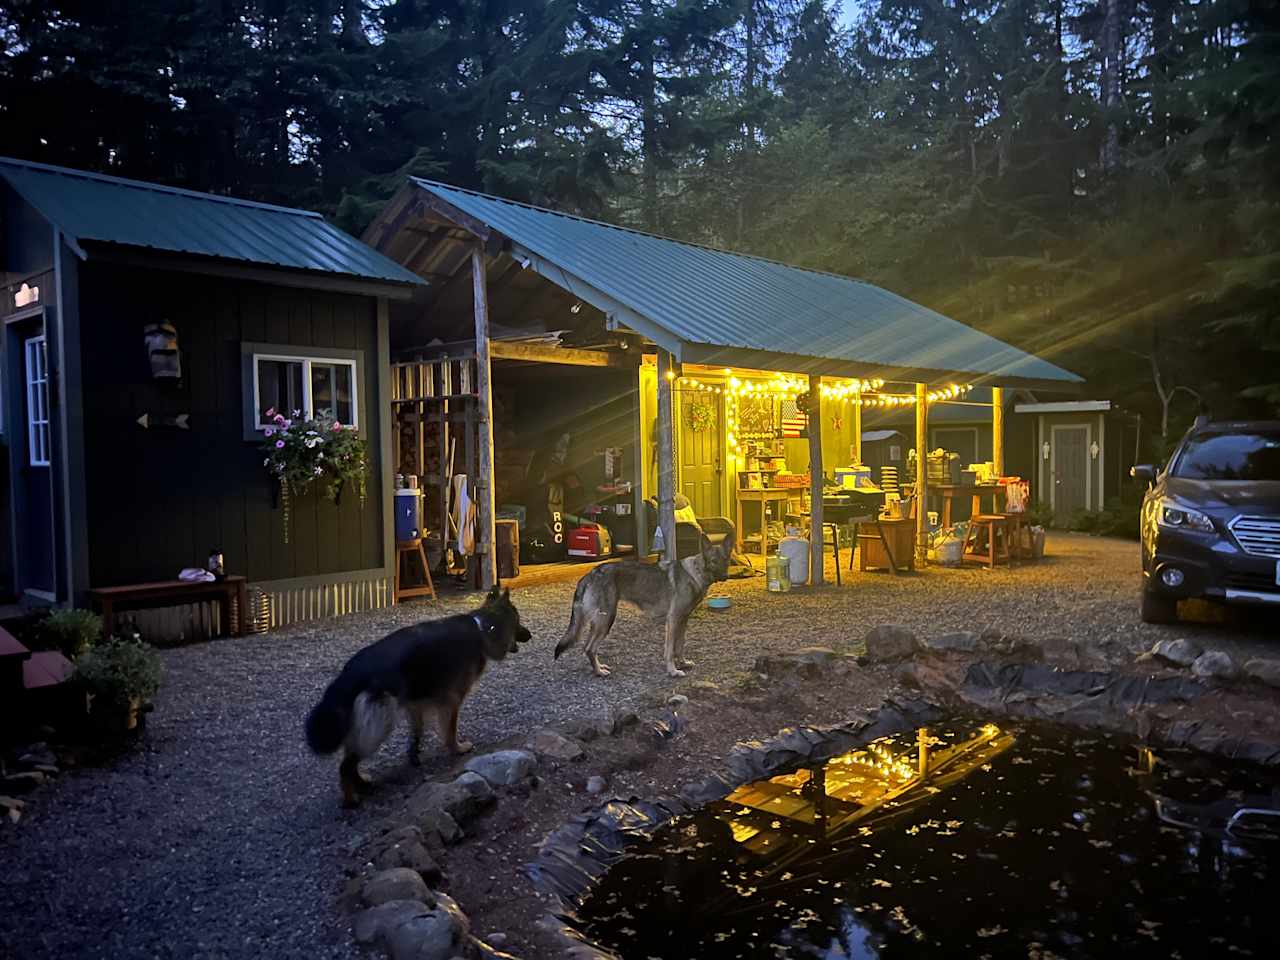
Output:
[1100, 0, 1122, 171]
[640, 0, 659, 233]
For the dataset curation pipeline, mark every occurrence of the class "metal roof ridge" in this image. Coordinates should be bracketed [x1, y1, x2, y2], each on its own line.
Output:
[0, 156, 325, 219]
[408, 176, 883, 284]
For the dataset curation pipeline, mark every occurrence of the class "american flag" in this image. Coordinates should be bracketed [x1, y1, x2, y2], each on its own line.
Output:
[780, 397, 807, 438]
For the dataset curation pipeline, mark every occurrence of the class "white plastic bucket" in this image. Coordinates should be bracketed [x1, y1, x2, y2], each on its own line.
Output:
[936, 538, 963, 567]
[778, 536, 810, 584]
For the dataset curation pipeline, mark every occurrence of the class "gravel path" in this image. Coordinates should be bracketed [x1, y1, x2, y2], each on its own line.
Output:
[2, 533, 1275, 959]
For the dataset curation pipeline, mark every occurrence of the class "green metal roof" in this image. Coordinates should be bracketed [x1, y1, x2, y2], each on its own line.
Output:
[0, 158, 424, 287]
[408, 178, 1080, 386]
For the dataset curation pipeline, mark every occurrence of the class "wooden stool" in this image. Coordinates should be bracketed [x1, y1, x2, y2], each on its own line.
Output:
[963, 515, 1011, 569]
[394, 539, 436, 603]
[1002, 513, 1030, 561]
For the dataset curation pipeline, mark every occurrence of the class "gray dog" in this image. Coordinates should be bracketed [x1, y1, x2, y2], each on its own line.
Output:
[555, 530, 736, 678]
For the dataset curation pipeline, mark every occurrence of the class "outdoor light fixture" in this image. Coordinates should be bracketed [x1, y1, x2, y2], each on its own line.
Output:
[570, 301, 582, 314]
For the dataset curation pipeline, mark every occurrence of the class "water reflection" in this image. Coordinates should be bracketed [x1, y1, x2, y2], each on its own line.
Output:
[576, 719, 1279, 958]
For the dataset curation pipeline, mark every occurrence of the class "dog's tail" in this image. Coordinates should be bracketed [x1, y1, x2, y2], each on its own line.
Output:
[305, 674, 362, 755]
[554, 575, 592, 660]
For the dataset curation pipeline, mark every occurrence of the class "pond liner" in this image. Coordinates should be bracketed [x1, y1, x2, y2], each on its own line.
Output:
[955, 660, 1280, 765]
[524, 698, 946, 956]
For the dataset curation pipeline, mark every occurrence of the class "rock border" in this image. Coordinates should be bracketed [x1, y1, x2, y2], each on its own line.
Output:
[524, 697, 945, 958]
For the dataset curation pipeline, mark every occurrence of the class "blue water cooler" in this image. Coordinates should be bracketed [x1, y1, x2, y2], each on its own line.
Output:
[395, 487, 422, 542]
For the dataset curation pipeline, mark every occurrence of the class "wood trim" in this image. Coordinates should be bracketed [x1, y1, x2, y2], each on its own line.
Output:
[53, 229, 90, 605]
[82, 244, 420, 300]
[1098, 412, 1106, 511]
[489, 340, 638, 368]
[680, 343, 1083, 394]
[413, 185, 493, 242]
[377, 298, 395, 582]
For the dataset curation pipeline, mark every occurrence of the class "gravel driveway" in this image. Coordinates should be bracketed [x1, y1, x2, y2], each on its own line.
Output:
[2, 533, 1275, 959]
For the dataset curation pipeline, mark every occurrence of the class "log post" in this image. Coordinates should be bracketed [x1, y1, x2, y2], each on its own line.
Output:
[915, 382, 929, 567]
[471, 247, 497, 589]
[808, 374, 824, 586]
[991, 386, 1005, 477]
[656, 350, 677, 572]
[853, 385, 863, 464]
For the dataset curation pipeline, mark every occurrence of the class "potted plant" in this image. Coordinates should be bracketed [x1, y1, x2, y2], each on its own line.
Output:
[74, 636, 164, 732]
[260, 409, 368, 542]
[37, 608, 103, 660]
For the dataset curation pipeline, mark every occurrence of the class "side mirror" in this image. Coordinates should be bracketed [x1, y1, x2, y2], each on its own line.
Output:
[1130, 464, 1155, 484]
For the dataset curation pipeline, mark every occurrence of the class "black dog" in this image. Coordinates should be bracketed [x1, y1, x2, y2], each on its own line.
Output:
[305, 586, 531, 807]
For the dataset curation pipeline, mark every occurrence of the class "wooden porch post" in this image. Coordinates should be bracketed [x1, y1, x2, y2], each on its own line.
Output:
[471, 246, 498, 590]
[991, 386, 1005, 477]
[808, 374, 825, 586]
[656, 350, 677, 570]
[853, 385, 863, 464]
[915, 382, 929, 567]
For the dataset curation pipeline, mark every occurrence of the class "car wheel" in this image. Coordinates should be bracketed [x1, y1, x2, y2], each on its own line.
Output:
[1140, 588, 1179, 624]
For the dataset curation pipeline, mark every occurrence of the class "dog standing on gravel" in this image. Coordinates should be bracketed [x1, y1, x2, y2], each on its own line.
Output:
[554, 529, 735, 679]
[305, 586, 531, 807]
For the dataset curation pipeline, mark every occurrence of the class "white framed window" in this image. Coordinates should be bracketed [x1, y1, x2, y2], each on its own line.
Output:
[251, 352, 359, 430]
[25, 335, 51, 466]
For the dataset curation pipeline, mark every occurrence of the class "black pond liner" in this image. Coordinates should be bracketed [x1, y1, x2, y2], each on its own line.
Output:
[529, 704, 1280, 959]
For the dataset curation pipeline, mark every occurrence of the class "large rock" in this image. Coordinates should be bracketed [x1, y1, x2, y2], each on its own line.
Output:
[354, 900, 435, 946]
[405, 773, 495, 832]
[464, 750, 537, 787]
[924, 631, 979, 654]
[1191, 650, 1240, 683]
[754, 647, 838, 678]
[370, 831, 443, 886]
[864, 625, 921, 662]
[362, 868, 431, 907]
[1244, 658, 1280, 689]
[1151, 638, 1203, 668]
[386, 892, 470, 960]
[526, 729, 585, 761]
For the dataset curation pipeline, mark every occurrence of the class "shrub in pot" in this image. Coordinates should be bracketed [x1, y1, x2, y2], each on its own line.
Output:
[74, 637, 163, 731]
[38, 608, 103, 659]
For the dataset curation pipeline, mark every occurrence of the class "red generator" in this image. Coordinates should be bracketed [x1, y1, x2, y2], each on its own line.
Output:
[566, 522, 613, 559]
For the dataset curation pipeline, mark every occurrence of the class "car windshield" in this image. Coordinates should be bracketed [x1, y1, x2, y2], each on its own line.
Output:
[1172, 430, 1280, 481]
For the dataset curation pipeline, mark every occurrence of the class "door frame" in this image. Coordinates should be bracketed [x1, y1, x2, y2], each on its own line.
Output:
[4, 304, 56, 600]
[1049, 422, 1092, 516]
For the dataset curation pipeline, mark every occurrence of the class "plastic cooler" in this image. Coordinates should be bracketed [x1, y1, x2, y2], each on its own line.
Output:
[395, 488, 422, 542]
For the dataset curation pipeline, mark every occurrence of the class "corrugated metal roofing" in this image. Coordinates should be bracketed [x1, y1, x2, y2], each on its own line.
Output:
[409, 178, 1079, 384]
[0, 158, 423, 286]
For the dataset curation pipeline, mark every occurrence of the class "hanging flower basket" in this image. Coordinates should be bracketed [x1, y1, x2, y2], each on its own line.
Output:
[685, 400, 715, 433]
[260, 409, 368, 542]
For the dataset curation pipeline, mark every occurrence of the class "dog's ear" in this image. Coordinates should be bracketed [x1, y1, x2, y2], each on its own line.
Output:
[502, 586, 510, 602]
[719, 525, 737, 558]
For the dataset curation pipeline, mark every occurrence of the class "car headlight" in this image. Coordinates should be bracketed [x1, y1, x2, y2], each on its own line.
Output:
[1157, 498, 1215, 533]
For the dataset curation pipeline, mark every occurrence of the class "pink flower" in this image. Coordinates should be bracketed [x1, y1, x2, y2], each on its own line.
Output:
[282, 419, 292, 428]
[275, 440, 285, 449]
[331, 421, 342, 431]
[265, 407, 276, 418]
[274, 413, 286, 425]
[264, 427, 275, 437]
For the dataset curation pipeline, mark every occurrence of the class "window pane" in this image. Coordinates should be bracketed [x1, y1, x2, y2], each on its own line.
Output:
[257, 359, 303, 424]
[311, 363, 353, 425]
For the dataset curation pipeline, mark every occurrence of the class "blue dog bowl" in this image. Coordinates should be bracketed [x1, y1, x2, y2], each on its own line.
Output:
[707, 596, 731, 611]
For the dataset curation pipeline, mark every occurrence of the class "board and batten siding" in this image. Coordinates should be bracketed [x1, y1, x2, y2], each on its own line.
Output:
[78, 263, 387, 597]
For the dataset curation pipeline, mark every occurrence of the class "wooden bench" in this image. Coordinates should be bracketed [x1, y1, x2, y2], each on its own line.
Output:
[89, 576, 248, 638]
